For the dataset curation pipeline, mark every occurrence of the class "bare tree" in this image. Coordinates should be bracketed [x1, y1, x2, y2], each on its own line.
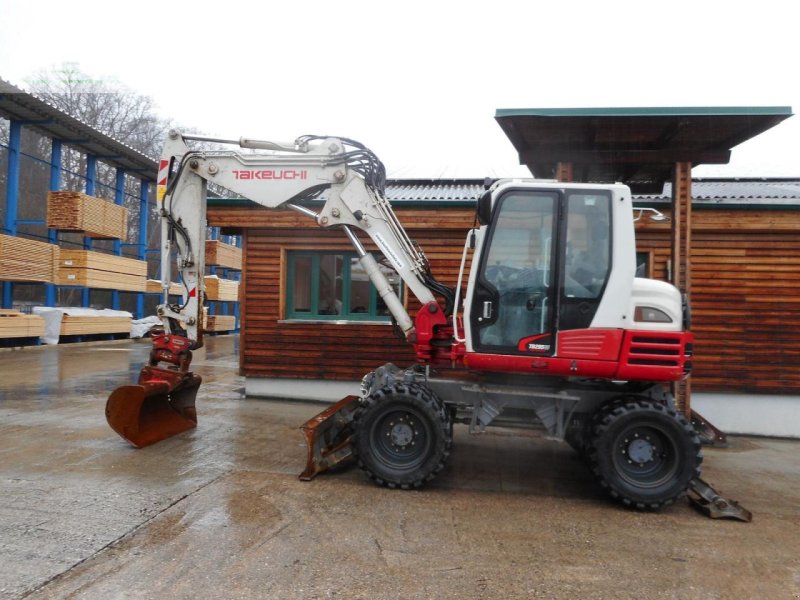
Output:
[28, 62, 171, 158]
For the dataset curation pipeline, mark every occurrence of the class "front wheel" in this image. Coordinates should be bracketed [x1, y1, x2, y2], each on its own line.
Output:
[588, 398, 702, 510]
[353, 383, 452, 489]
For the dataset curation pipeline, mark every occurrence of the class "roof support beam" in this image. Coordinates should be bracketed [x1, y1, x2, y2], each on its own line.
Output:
[520, 149, 732, 165]
[671, 161, 692, 415]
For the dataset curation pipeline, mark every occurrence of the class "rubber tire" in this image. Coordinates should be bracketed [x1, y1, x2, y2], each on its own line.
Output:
[353, 383, 452, 489]
[588, 397, 702, 510]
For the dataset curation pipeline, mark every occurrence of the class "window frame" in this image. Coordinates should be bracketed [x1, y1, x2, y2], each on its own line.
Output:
[284, 250, 402, 322]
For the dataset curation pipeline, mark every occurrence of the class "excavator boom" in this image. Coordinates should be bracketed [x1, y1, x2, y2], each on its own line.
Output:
[107, 131, 442, 448]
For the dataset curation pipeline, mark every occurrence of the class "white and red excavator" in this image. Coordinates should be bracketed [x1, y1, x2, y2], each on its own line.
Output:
[106, 130, 749, 519]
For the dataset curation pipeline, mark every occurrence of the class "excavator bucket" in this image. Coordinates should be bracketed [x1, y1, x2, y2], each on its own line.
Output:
[106, 329, 202, 448]
[106, 371, 202, 448]
[299, 395, 360, 481]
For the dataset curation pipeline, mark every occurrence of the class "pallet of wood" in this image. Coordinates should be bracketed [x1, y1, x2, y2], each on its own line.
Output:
[0, 310, 45, 338]
[59, 313, 132, 336]
[205, 240, 242, 270]
[145, 279, 183, 296]
[0, 234, 60, 282]
[47, 191, 128, 240]
[204, 314, 236, 332]
[204, 276, 240, 301]
[56, 250, 147, 292]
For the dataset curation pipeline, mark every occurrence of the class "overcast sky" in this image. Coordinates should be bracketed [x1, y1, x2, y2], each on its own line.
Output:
[1, 0, 797, 180]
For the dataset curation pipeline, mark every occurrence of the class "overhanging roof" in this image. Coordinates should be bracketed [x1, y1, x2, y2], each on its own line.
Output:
[0, 78, 158, 180]
[496, 106, 793, 194]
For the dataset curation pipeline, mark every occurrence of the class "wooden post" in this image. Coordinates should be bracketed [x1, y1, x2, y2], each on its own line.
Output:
[671, 161, 692, 415]
[555, 162, 573, 183]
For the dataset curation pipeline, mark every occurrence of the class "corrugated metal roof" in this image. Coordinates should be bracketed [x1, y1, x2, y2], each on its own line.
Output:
[209, 177, 800, 209]
[0, 78, 158, 180]
[385, 179, 484, 202]
[637, 178, 800, 205]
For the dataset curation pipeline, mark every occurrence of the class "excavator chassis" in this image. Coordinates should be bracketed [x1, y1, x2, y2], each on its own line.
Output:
[299, 363, 752, 520]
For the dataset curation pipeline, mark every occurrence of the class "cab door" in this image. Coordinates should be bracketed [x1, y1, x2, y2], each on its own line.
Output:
[469, 189, 558, 355]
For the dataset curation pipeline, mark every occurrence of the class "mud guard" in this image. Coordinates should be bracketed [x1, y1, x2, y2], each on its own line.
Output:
[299, 395, 360, 481]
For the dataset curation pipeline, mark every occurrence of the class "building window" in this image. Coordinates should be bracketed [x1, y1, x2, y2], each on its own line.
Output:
[286, 251, 402, 321]
[636, 251, 653, 278]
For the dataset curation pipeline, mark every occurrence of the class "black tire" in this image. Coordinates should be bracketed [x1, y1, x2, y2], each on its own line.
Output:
[353, 383, 452, 489]
[588, 397, 702, 510]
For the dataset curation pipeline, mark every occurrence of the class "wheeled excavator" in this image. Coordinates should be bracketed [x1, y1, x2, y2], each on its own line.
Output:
[106, 130, 750, 519]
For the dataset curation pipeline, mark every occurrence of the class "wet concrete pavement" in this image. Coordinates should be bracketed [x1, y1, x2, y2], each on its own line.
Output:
[1, 336, 799, 599]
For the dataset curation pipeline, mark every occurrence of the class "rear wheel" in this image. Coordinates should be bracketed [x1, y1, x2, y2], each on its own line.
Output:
[353, 383, 452, 489]
[588, 398, 702, 510]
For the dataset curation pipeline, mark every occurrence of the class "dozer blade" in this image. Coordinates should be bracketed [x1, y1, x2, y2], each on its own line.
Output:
[299, 395, 360, 481]
[687, 477, 753, 522]
[106, 374, 201, 448]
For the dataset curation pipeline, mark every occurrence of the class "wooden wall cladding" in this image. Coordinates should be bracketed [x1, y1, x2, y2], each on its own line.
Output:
[239, 222, 473, 381]
[221, 203, 800, 395]
[0, 234, 60, 282]
[205, 240, 242, 270]
[47, 191, 128, 240]
[637, 209, 800, 394]
[56, 250, 147, 292]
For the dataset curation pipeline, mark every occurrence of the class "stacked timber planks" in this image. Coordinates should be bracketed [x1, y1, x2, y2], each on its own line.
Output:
[146, 279, 183, 296]
[56, 250, 147, 292]
[47, 191, 128, 240]
[204, 314, 236, 332]
[59, 312, 132, 336]
[0, 234, 60, 282]
[0, 310, 45, 338]
[204, 276, 240, 301]
[205, 240, 242, 270]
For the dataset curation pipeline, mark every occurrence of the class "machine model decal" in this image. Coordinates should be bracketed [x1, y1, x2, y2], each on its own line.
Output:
[373, 232, 406, 271]
[233, 169, 308, 180]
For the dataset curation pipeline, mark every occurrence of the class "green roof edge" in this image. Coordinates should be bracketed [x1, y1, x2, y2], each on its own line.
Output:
[495, 106, 794, 118]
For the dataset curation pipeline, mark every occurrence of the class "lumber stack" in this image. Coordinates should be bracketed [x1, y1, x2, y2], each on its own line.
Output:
[0, 234, 60, 282]
[59, 313, 131, 336]
[56, 250, 147, 292]
[204, 314, 236, 332]
[146, 279, 183, 295]
[204, 276, 240, 301]
[47, 191, 128, 240]
[0, 310, 45, 338]
[205, 240, 242, 270]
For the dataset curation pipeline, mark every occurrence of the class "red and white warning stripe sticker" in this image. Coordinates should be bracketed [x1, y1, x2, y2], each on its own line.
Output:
[157, 159, 169, 202]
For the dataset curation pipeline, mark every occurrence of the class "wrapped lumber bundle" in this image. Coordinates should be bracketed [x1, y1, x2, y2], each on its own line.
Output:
[204, 314, 236, 332]
[0, 310, 45, 339]
[59, 311, 132, 336]
[0, 234, 60, 282]
[47, 191, 128, 240]
[204, 275, 240, 301]
[145, 279, 183, 295]
[32, 307, 132, 344]
[205, 240, 242, 270]
[56, 250, 147, 292]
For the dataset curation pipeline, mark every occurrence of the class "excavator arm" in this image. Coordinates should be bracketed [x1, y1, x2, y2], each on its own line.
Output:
[107, 131, 446, 448]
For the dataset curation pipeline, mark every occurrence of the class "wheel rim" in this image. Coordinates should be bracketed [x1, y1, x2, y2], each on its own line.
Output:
[369, 407, 432, 471]
[611, 424, 679, 489]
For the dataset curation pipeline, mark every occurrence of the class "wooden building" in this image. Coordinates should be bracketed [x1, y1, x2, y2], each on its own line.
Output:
[208, 177, 800, 437]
